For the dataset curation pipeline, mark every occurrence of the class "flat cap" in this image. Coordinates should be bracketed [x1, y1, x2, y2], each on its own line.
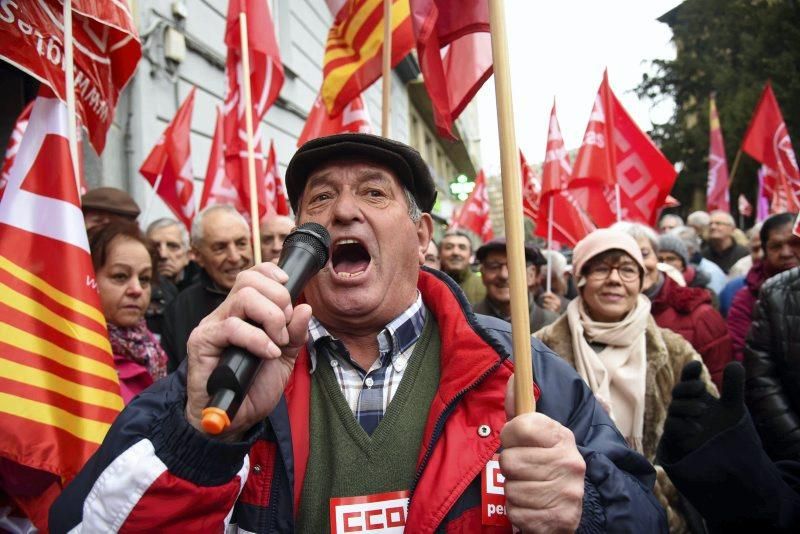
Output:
[285, 133, 437, 213]
[476, 238, 546, 266]
[81, 187, 140, 218]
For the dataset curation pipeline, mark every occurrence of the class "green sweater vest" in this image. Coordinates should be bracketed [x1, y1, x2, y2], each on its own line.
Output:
[297, 317, 440, 533]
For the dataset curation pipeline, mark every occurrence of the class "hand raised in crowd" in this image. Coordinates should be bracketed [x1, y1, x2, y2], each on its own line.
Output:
[501, 377, 586, 532]
[539, 291, 562, 314]
[658, 361, 745, 464]
[184, 262, 312, 440]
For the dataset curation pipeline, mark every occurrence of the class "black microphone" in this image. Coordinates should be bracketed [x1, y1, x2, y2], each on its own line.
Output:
[201, 222, 331, 435]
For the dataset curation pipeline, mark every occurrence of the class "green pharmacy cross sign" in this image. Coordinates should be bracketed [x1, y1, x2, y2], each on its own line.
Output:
[449, 174, 475, 201]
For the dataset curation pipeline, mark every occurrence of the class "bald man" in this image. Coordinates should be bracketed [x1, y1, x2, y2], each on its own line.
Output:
[260, 214, 295, 264]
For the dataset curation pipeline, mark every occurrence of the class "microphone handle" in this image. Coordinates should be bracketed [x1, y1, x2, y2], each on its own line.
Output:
[201, 242, 323, 435]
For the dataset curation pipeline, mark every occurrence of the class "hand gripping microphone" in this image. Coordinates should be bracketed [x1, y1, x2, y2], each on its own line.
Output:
[201, 222, 331, 435]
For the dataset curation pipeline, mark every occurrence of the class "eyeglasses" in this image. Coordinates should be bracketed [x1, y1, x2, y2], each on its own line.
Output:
[584, 263, 640, 282]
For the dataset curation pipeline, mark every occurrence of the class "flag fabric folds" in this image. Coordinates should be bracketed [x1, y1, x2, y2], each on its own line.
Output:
[264, 141, 290, 216]
[571, 71, 678, 227]
[1, 103, 32, 202]
[139, 88, 197, 231]
[200, 107, 245, 214]
[410, 0, 492, 139]
[520, 150, 540, 222]
[741, 82, 800, 212]
[297, 93, 373, 147]
[322, 0, 414, 116]
[451, 169, 493, 242]
[0, 1, 141, 153]
[535, 103, 595, 247]
[0, 95, 123, 530]
[707, 96, 730, 212]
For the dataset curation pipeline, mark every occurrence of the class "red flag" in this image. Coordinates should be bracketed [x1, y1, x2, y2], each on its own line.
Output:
[139, 88, 197, 230]
[297, 93, 373, 147]
[738, 194, 753, 217]
[1, 103, 32, 202]
[451, 169, 493, 242]
[223, 0, 284, 221]
[200, 107, 245, 214]
[535, 104, 595, 247]
[0, 95, 123, 530]
[410, 0, 493, 139]
[0, 1, 141, 153]
[707, 96, 731, 212]
[321, 0, 414, 116]
[520, 150, 541, 222]
[741, 82, 800, 212]
[570, 71, 678, 227]
[264, 141, 289, 216]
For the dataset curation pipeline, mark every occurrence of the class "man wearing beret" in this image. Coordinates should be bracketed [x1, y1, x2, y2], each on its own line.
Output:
[51, 134, 666, 532]
[80, 187, 140, 230]
[474, 238, 558, 333]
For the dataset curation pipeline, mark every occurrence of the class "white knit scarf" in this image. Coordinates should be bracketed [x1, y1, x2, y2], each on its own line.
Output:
[566, 294, 651, 452]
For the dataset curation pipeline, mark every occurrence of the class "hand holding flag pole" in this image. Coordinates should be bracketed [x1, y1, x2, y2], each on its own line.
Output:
[240, 12, 262, 264]
[488, 0, 535, 413]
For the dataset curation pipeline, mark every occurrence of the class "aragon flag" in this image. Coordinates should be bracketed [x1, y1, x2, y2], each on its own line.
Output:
[570, 71, 678, 227]
[0, 0, 141, 153]
[321, 0, 414, 116]
[0, 94, 123, 530]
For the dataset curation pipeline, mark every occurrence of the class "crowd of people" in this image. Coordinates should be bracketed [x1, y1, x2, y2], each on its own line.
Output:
[6, 134, 796, 531]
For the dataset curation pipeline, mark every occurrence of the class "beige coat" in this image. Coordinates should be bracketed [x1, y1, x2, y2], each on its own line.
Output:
[535, 314, 718, 533]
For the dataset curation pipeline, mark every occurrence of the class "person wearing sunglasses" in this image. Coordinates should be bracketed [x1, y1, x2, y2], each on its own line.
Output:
[535, 228, 717, 533]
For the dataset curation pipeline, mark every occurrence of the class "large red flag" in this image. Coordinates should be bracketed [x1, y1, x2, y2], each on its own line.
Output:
[297, 93, 373, 147]
[410, 0, 493, 139]
[321, 0, 414, 116]
[0, 1, 141, 153]
[0, 95, 123, 530]
[451, 169, 493, 242]
[707, 96, 731, 212]
[520, 150, 540, 222]
[741, 82, 800, 212]
[570, 71, 678, 227]
[139, 88, 197, 230]
[200, 107, 245, 214]
[535, 104, 595, 247]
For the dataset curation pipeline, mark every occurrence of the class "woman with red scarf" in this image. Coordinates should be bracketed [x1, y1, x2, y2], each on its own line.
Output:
[89, 221, 168, 403]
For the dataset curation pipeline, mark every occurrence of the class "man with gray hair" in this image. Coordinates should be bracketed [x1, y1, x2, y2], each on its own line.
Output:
[658, 213, 684, 234]
[687, 210, 711, 241]
[702, 210, 749, 274]
[160, 204, 254, 370]
[146, 217, 196, 289]
[672, 225, 727, 294]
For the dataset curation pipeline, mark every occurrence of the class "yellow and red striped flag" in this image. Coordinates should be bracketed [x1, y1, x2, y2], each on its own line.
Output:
[0, 94, 123, 528]
[322, 0, 414, 116]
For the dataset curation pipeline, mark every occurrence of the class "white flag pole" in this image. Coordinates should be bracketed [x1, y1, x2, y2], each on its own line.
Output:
[141, 174, 164, 224]
[240, 12, 262, 264]
[546, 194, 553, 294]
[63, 0, 81, 195]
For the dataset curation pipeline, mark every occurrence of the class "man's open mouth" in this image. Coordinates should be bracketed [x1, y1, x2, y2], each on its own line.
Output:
[331, 239, 371, 278]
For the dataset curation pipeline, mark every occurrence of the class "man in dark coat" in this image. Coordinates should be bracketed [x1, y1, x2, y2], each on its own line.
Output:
[701, 210, 749, 274]
[160, 204, 253, 371]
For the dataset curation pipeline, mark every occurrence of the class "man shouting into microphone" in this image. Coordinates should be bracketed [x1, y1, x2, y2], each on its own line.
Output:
[51, 134, 665, 532]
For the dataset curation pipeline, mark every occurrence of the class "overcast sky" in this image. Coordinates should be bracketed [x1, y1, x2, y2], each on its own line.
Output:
[476, 0, 683, 175]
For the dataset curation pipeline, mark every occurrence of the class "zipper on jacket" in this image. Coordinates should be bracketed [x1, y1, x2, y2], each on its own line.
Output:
[408, 359, 503, 501]
[264, 449, 283, 533]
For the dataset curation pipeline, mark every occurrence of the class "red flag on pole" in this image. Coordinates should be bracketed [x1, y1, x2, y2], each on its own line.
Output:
[297, 93, 373, 147]
[707, 96, 731, 212]
[535, 104, 595, 247]
[738, 194, 753, 217]
[200, 107, 246, 214]
[520, 150, 540, 222]
[264, 140, 289, 216]
[741, 82, 800, 212]
[0, 95, 123, 530]
[410, 0, 493, 139]
[451, 169, 493, 242]
[570, 71, 678, 227]
[0, 1, 141, 153]
[139, 88, 197, 230]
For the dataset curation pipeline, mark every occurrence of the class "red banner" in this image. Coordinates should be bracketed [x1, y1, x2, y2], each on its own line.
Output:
[451, 169, 493, 242]
[741, 82, 800, 212]
[297, 93, 373, 147]
[0, 1, 141, 153]
[139, 88, 197, 230]
[570, 71, 678, 227]
[707, 96, 730, 212]
[410, 0, 492, 139]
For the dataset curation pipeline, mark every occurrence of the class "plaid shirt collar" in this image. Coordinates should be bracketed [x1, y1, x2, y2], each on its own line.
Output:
[307, 292, 426, 373]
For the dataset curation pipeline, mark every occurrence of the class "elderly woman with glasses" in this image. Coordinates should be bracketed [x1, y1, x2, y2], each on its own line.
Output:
[534, 228, 717, 533]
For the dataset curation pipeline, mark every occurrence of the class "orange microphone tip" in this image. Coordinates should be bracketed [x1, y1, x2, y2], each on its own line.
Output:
[201, 407, 230, 435]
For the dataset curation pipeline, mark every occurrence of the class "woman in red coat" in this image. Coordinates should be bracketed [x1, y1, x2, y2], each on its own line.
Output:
[615, 222, 732, 389]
